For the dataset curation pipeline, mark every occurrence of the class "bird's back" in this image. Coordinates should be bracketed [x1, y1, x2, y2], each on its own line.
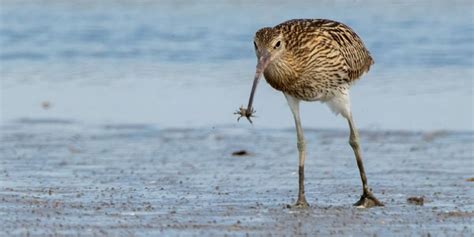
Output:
[264, 19, 373, 101]
[278, 19, 373, 80]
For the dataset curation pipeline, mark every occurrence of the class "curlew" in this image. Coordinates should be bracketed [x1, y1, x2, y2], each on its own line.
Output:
[236, 19, 383, 208]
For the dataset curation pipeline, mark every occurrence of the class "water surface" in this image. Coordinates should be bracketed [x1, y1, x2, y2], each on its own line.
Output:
[1, 0, 473, 130]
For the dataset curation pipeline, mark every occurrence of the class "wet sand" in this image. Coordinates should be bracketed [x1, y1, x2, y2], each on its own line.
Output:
[0, 120, 473, 236]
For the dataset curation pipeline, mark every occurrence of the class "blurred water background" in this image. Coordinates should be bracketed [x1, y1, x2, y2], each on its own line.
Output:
[1, 0, 473, 131]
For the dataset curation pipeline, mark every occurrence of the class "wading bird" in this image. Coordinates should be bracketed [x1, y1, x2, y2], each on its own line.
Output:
[236, 19, 383, 208]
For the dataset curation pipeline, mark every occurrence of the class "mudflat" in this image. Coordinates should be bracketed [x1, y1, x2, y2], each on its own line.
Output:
[1, 120, 472, 236]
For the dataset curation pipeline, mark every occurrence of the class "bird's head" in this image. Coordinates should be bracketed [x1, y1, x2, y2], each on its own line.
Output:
[234, 27, 286, 124]
[253, 27, 285, 71]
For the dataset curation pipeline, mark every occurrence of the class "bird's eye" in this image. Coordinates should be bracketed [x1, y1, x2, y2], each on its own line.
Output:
[253, 41, 257, 49]
[274, 41, 281, 49]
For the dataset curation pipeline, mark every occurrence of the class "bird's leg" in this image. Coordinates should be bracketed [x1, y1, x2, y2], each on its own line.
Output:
[347, 116, 384, 208]
[294, 135, 309, 208]
[285, 95, 309, 208]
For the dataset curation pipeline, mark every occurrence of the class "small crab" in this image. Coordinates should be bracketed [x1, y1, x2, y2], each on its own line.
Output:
[234, 106, 256, 124]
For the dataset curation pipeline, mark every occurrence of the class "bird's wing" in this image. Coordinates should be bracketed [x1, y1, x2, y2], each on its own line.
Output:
[321, 26, 374, 81]
[294, 33, 351, 81]
[277, 19, 373, 81]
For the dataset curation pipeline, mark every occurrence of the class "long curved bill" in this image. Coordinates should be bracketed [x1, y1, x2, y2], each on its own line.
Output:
[235, 49, 271, 123]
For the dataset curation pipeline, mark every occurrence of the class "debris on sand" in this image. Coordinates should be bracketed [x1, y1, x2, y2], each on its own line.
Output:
[42, 101, 51, 110]
[68, 146, 81, 154]
[465, 177, 474, 182]
[437, 211, 474, 218]
[232, 150, 249, 156]
[407, 196, 424, 206]
[422, 130, 447, 142]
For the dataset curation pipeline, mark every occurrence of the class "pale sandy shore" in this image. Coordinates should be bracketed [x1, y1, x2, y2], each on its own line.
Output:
[1, 119, 473, 236]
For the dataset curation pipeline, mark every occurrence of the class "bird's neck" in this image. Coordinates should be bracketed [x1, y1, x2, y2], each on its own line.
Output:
[264, 57, 298, 92]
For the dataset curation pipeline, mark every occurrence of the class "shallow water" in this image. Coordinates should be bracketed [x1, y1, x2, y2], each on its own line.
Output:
[0, 0, 473, 130]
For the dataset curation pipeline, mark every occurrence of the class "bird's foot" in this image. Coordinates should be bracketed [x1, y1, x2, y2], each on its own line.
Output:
[353, 191, 384, 208]
[234, 106, 256, 124]
[286, 199, 310, 209]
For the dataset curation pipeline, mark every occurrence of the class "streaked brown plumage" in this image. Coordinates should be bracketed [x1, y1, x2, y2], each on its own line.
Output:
[236, 19, 383, 208]
[255, 19, 373, 101]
